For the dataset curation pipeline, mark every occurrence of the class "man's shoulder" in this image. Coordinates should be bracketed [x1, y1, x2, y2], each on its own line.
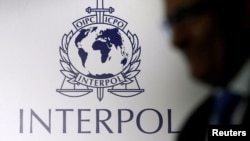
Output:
[185, 95, 213, 126]
[177, 95, 214, 141]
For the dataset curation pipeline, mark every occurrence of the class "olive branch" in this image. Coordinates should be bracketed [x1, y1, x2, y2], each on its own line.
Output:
[59, 30, 142, 85]
[121, 31, 142, 84]
[59, 31, 79, 84]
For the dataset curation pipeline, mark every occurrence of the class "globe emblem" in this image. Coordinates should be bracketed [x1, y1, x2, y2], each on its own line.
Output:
[57, 0, 144, 101]
[68, 25, 133, 79]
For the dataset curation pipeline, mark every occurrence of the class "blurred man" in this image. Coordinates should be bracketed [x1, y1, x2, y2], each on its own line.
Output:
[165, 0, 250, 140]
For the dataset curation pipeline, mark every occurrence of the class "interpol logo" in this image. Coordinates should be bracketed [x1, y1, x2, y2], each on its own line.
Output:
[57, 0, 144, 101]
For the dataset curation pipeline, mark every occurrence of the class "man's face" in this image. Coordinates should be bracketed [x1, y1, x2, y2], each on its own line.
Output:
[165, 0, 227, 85]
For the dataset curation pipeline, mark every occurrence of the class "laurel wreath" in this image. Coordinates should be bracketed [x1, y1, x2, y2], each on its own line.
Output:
[59, 30, 142, 85]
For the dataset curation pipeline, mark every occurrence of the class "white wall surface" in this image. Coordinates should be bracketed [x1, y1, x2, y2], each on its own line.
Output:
[0, 0, 209, 141]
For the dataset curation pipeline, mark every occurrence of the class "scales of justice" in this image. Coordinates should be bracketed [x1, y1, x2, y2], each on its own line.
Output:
[57, 0, 144, 101]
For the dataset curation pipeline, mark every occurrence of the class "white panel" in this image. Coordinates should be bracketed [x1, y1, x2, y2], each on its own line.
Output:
[0, 0, 209, 141]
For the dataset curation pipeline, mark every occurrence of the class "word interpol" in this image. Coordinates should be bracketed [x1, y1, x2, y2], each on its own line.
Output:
[19, 108, 179, 134]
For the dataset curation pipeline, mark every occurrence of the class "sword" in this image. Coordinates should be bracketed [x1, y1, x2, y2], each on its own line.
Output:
[86, 0, 115, 23]
[97, 87, 104, 101]
[85, 0, 115, 101]
[97, 0, 104, 23]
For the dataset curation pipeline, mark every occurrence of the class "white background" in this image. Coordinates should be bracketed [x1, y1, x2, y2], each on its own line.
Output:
[0, 0, 209, 140]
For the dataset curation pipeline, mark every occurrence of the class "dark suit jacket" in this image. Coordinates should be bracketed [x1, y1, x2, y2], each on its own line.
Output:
[177, 95, 250, 141]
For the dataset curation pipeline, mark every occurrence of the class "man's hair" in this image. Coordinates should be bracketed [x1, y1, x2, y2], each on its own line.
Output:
[212, 0, 249, 44]
[211, 0, 250, 84]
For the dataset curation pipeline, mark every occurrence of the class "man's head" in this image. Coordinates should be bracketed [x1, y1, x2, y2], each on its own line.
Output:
[165, 0, 250, 86]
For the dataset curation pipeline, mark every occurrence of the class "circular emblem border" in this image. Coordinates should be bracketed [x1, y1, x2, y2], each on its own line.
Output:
[59, 27, 142, 87]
